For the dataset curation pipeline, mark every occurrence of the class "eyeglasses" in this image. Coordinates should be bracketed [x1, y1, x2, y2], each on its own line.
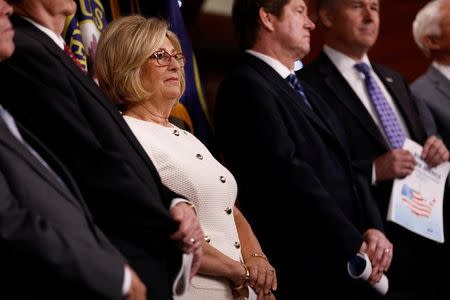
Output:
[149, 49, 186, 67]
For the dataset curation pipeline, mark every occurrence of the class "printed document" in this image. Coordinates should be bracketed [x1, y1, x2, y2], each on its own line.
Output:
[387, 138, 450, 242]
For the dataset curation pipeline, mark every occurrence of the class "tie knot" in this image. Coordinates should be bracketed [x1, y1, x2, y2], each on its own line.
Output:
[64, 43, 74, 57]
[287, 73, 307, 93]
[287, 74, 305, 93]
[354, 62, 371, 77]
[64, 44, 87, 74]
[287, 73, 299, 86]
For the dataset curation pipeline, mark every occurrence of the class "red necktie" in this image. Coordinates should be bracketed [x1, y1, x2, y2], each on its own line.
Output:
[64, 44, 87, 74]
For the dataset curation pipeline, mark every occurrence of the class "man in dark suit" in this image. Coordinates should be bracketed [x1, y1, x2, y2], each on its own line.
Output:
[411, 0, 450, 149]
[0, 1, 146, 299]
[299, 0, 450, 298]
[215, 0, 392, 298]
[0, 1, 203, 299]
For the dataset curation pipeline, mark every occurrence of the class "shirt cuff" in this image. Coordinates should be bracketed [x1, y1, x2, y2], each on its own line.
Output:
[371, 162, 377, 185]
[170, 198, 191, 210]
[122, 266, 132, 296]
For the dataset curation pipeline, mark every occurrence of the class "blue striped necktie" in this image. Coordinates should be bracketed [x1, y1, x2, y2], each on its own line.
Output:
[286, 74, 313, 110]
[354, 63, 405, 149]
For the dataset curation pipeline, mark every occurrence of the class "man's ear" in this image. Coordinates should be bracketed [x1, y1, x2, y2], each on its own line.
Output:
[318, 7, 333, 28]
[423, 34, 441, 51]
[259, 7, 275, 32]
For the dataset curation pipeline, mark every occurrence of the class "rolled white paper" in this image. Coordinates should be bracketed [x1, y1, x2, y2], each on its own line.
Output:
[347, 252, 389, 295]
[172, 253, 193, 296]
[248, 286, 257, 300]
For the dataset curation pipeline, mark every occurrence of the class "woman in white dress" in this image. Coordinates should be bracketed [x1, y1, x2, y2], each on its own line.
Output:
[95, 16, 277, 300]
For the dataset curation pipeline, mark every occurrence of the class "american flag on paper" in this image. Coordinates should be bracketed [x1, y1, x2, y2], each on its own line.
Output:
[400, 184, 435, 218]
[387, 138, 450, 243]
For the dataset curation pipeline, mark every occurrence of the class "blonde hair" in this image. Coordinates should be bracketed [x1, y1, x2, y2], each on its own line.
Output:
[95, 15, 185, 105]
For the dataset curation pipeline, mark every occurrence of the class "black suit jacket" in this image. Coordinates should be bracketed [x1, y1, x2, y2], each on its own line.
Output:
[215, 53, 383, 299]
[0, 118, 124, 300]
[299, 51, 444, 295]
[299, 52, 430, 217]
[0, 16, 181, 299]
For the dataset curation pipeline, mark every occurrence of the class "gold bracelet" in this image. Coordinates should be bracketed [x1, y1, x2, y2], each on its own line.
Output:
[247, 252, 269, 262]
[186, 202, 197, 214]
[233, 260, 250, 290]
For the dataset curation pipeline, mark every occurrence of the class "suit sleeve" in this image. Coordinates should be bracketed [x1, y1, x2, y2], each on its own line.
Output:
[0, 171, 125, 300]
[410, 83, 439, 138]
[0, 33, 179, 240]
[216, 74, 364, 261]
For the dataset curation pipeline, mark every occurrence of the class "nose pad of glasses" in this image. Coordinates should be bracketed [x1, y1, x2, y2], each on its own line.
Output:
[168, 57, 183, 69]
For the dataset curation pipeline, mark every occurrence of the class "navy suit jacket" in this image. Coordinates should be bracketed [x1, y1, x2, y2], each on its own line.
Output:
[299, 51, 445, 295]
[0, 16, 181, 299]
[299, 51, 428, 217]
[0, 118, 125, 300]
[215, 53, 383, 299]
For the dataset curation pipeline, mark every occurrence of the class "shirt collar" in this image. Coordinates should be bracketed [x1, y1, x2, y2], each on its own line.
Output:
[432, 61, 450, 80]
[21, 16, 65, 50]
[246, 49, 293, 79]
[323, 44, 372, 72]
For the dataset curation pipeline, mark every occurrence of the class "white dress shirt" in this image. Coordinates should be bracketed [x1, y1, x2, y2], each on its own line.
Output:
[323, 45, 411, 183]
[246, 49, 294, 78]
[21, 16, 65, 50]
[432, 61, 450, 80]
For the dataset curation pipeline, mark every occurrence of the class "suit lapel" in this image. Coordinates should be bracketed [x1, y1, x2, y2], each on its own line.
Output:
[302, 83, 350, 151]
[429, 66, 450, 99]
[373, 63, 424, 142]
[14, 17, 163, 181]
[318, 52, 389, 149]
[245, 54, 335, 139]
[0, 118, 82, 208]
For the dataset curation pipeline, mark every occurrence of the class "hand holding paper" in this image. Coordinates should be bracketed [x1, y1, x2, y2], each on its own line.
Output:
[387, 138, 450, 243]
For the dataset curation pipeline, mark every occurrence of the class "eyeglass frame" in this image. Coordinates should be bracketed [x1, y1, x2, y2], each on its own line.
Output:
[148, 49, 186, 67]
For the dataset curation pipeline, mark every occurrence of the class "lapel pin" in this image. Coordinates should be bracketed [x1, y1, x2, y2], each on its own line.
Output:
[386, 77, 394, 83]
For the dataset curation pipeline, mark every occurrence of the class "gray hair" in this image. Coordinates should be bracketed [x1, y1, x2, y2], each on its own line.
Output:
[412, 0, 448, 57]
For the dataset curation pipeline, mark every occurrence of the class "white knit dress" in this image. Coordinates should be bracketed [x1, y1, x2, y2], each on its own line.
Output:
[124, 116, 243, 300]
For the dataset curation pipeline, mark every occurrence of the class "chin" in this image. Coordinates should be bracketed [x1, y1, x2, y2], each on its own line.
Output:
[64, 1, 77, 15]
[163, 91, 182, 100]
[0, 44, 15, 61]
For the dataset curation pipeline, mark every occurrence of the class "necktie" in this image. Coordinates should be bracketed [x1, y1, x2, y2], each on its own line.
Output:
[64, 44, 87, 74]
[286, 74, 313, 110]
[354, 62, 405, 149]
[0, 106, 67, 187]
